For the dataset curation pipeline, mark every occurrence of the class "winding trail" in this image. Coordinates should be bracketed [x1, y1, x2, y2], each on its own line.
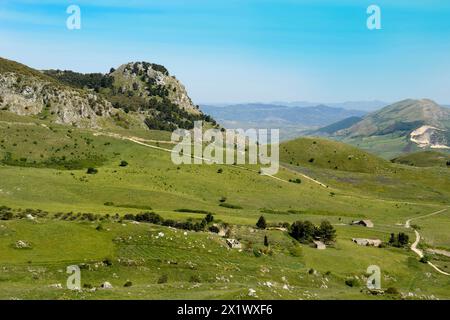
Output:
[405, 208, 450, 276]
[95, 131, 329, 187]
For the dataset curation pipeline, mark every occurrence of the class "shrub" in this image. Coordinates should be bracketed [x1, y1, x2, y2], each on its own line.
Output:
[209, 225, 220, 233]
[217, 168, 223, 174]
[103, 258, 113, 266]
[420, 255, 430, 263]
[119, 160, 128, 167]
[157, 274, 168, 284]
[385, 287, 399, 295]
[345, 278, 360, 287]
[289, 178, 302, 184]
[124, 281, 133, 287]
[189, 275, 201, 283]
[86, 167, 98, 174]
[253, 248, 262, 258]
[205, 213, 214, 223]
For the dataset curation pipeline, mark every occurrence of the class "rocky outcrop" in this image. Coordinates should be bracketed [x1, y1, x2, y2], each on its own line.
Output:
[110, 62, 201, 115]
[0, 72, 114, 128]
[410, 125, 450, 149]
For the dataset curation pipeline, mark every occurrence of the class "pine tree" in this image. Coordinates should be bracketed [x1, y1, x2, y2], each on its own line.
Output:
[256, 216, 267, 229]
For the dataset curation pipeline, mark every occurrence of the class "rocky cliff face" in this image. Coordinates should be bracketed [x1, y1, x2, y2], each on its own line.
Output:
[0, 69, 115, 128]
[0, 57, 213, 131]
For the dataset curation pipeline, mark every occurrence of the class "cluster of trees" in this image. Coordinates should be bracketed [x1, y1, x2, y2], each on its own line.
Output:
[290, 220, 336, 244]
[388, 232, 409, 248]
[123, 212, 214, 232]
[44, 70, 114, 92]
[131, 62, 169, 76]
[256, 216, 336, 244]
[144, 97, 214, 131]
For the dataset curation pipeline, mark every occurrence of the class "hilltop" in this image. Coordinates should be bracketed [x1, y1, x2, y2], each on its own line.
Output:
[280, 137, 390, 173]
[311, 99, 450, 158]
[0, 57, 215, 132]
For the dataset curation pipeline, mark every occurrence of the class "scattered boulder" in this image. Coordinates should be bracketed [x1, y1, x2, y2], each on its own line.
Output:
[15, 240, 31, 249]
[100, 281, 113, 289]
[226, 238, 242, 249]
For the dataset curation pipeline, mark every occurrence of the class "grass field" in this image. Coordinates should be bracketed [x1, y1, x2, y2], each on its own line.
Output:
[1, 111, 450, 300]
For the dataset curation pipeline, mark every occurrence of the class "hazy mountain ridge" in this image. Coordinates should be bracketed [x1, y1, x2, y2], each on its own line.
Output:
[311, 99, 450, 156]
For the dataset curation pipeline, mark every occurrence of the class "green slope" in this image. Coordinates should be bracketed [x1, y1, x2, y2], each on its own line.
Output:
[280, 137, 390, 173]
[392, 151, 450, 168]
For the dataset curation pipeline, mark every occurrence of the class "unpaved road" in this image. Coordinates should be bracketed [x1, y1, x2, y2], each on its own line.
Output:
[406, 208, 450, 276]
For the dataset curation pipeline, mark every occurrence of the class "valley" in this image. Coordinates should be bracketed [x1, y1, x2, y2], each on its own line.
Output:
[1, 57, 450, 300]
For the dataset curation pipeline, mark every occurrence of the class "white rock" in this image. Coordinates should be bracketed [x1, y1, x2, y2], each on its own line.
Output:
[100, 281, 113, 289]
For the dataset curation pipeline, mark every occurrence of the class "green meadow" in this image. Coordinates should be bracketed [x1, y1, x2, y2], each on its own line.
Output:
[1, 111, 450, 300]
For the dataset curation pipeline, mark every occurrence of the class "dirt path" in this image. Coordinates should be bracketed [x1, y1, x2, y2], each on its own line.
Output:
[97, 131, 330, 187]
[405, 208, 450, 276]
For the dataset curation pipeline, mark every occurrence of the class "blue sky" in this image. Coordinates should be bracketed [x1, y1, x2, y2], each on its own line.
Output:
[1, 0, 450, 104]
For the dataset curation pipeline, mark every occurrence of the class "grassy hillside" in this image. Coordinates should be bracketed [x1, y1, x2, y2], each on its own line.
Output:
[280, 137, 390, 174]
[392, 151, 450, 168]
[1, 111, 450, 300]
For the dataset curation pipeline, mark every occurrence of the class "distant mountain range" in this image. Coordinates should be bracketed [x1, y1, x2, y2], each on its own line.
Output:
[270, 100, 389, 112]
[311, 99, 450, 158]
[200, 103, 367, 141]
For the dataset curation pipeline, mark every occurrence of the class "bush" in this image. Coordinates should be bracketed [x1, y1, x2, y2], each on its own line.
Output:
[209, 225, 220, 233]
[157, 274, 168, 284]
[86, 167, 98, 174]
[205, 213, 214, 223]
[345, 278, 360, 287]
[124, 281, 133, 287]
[189, 275, 201, 283]
[385, 287, 399, 295]
[219, 203, 242, 209]
[420, 255, 430, 263]
[0, 206, 14, 220]
[103, 258, 113, 266]
[119, 160, 128, 167]
[253, 248, 262, 258]
[217, 168, 223, 174]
